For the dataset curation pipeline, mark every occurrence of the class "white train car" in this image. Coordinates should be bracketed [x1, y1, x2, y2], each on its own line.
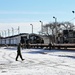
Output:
[0, 33, 29, 46]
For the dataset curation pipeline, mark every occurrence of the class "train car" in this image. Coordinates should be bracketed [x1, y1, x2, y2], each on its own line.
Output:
[29, 34, 44, 44]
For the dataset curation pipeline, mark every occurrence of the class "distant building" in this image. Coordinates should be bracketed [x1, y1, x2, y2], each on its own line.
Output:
[0, 33, 29, 46]
[0, 33, 46, 46]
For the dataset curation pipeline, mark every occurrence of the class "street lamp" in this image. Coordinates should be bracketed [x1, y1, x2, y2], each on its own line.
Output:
[8, 29, 10, 36]
[72, 11, 75, 13]
[12, 27, 14, 36]
[53, 16, 57, 24]
[39, 20, 43, 34]
[71, 10, 75, 24]
[53, 16, 57, 43]
[4, 30, 6, 37]
[18, 26, 20, 34]
[30, 24, 33, 34]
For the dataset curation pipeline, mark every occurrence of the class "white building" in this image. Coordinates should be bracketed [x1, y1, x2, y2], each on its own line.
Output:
[0, 33, 29, 46]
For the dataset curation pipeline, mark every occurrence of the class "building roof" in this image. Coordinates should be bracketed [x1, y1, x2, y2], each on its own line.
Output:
[3, 33, 29, 39]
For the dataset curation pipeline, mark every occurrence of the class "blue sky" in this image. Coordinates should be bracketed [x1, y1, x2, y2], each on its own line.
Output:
[0, 0, 75, 35]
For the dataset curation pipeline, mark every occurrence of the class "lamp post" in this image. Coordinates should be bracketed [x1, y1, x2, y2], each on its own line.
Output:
[4, 30, 6, 37]
[72, 10, 75, 20]
[18, 26, 20, 34]
[39, 20, 43, 34]
[30, 24, 33, 34]
[12, 27, 14, 36]
[72, 11, 75, 13]
[8, 29, 10, 36]
[53, 16, 57, 43]
[71, 10, 75, 28]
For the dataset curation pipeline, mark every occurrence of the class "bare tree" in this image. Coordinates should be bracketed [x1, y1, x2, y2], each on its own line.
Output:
[59, 22, 74, 30]
[41, 21, 75, 43]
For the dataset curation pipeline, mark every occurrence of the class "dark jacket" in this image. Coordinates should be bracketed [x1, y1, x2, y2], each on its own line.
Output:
[17, 44, 21, 54]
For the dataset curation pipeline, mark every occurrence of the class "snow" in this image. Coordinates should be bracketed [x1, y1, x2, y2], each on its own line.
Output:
[0, 47, 75, 75]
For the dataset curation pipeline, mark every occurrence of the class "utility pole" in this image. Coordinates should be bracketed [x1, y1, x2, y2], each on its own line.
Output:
[4, 30, 6, 37]
[39, 20, 43, 34]
[2, 31, 4, 37]
[18, 26, 20, 34]
[53, 16, 57, 43]
[0, 32, 1, 37]
[30, 24, 33, 34]
[8, 29, 10, 36]
[12, 27, 14, 36]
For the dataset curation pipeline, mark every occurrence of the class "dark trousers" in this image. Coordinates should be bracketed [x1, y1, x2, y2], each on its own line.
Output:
[16, 52, 23, 60]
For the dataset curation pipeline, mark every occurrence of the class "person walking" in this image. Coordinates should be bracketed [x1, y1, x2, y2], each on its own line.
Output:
[16, 43, 24, 61]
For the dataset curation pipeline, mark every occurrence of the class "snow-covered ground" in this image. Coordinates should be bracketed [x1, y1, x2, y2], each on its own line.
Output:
[0, 47, 75, 75]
